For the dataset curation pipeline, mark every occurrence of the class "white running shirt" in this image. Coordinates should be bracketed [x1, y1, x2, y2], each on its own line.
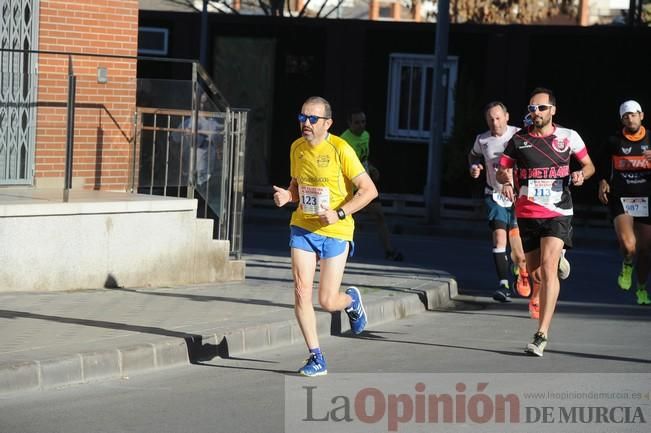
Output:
[470, 125, 519, 196]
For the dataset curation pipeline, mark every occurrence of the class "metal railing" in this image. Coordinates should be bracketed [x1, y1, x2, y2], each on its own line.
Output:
[134, 58, 248, 259]
[244, 185, 611, 228]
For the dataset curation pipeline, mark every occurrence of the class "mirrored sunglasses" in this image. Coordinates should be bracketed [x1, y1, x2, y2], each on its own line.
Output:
[298, 113, 329, 124]
[527, 104, 554, 113]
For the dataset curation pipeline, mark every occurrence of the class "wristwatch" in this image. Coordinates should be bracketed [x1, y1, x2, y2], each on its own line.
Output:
[336, 208, 346, 220]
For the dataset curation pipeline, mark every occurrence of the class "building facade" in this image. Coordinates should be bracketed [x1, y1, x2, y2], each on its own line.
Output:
[1, 0, 139, 190]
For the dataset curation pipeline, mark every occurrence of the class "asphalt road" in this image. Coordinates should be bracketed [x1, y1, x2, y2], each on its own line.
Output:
[1, 300, 648, 433]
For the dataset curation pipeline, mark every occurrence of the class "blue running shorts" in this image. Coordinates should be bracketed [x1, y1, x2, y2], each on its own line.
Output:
[484, 195, 518, 231]
[289, 225, 355, 259]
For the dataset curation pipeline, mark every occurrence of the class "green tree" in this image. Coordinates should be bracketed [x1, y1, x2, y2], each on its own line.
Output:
[422, 0, 578, 24]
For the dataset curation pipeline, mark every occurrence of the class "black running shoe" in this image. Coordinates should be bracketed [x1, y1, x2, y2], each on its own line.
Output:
[525, 332, 548, 357]
[492, 285, 512, 302]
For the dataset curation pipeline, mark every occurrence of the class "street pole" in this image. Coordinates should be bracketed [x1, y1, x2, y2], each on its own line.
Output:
[200, 0, 208, 68]
[628, 0, 642, 26]
[64, 55, 76, 203]
[425, 0, 449, 224]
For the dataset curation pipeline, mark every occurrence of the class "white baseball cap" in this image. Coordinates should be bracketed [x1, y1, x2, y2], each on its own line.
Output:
[619, 100, 642, 118]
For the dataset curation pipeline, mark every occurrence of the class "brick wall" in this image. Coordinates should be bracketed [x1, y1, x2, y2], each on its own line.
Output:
[35, 0, 139, 190]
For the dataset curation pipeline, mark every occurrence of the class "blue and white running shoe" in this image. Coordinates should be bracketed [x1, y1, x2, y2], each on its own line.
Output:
[345, 286, 367, 335]
[298, 352, 327, 377]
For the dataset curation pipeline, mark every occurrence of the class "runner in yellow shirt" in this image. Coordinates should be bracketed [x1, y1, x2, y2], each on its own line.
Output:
[273, 96, 378, 376]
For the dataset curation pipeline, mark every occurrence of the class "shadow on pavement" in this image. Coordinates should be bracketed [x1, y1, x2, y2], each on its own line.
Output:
[104, 286, 295, 310]
[0, 308, 227, 364]
[336, 329, 520, 358]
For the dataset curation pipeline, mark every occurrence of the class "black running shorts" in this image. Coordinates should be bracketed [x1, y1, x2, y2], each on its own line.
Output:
[517, 216, 573, 253]
[607, 194, 651, 225]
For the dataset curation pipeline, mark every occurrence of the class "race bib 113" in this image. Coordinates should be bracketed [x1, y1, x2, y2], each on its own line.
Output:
[527, 179, 563, 206]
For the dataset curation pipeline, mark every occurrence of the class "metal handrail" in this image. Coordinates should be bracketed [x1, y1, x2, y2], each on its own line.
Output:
[0, 47, 204, 193]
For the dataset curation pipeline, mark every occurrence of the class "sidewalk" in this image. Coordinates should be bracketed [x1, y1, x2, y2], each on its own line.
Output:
[0, 253, 458, 394]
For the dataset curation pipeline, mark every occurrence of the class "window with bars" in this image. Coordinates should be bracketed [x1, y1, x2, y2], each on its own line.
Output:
[385, 53, 458, 142]
[0, 0, 38, 185]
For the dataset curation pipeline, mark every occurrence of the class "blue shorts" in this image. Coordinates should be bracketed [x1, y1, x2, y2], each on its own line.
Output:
[289, 225, 355, 259]
[484, 195, 518, 231]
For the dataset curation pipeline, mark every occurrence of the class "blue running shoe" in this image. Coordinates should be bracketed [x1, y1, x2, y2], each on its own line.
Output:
[345, 286, 367, 334]
[298, 352, 327, 377]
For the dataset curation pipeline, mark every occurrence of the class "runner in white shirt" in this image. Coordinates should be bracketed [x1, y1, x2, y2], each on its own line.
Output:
[468, 101, 529, 303]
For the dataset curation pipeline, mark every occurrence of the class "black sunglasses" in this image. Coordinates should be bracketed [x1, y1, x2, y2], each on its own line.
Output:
[298, 113, 329, 124]
[527, 104, 554, 113]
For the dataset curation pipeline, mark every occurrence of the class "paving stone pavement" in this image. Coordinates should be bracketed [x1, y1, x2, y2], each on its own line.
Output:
[0, 253, 458, 394]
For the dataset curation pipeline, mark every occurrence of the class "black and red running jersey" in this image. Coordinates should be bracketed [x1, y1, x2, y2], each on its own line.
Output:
[600, 128, 651, 198]
[499, 125, 590, 218]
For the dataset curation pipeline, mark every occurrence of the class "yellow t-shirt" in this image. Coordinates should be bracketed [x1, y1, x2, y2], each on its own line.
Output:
[289, 133, 365, 241]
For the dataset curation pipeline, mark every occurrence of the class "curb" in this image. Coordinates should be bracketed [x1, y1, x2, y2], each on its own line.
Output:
[0, 279, 456, 394]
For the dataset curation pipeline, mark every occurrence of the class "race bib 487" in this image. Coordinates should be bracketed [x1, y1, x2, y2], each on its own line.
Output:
[620, 197, 649, 217]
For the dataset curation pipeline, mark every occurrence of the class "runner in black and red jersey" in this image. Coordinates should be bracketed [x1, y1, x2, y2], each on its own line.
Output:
[497, 88, 595, 357]
[597, 100, 651, 305]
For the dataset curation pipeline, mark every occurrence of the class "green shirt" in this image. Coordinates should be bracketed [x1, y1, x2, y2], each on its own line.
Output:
[341, 129, 370, 164]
